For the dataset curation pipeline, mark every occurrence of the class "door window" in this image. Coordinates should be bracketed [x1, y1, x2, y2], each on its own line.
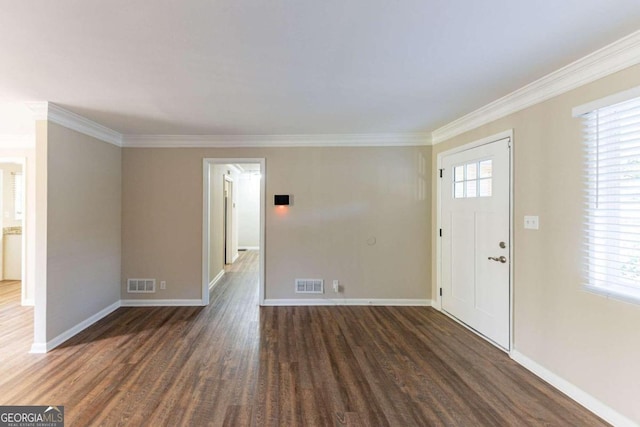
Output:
[453, 159, 492, 198]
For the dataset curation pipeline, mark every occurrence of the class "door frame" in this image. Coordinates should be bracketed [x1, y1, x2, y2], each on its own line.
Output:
[223, 174, 234, 264]
[202, 158, 266, 305]
[434, 129, 514, 351]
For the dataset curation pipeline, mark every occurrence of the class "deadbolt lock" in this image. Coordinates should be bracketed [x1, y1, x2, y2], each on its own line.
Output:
[499, 241, 506, 249]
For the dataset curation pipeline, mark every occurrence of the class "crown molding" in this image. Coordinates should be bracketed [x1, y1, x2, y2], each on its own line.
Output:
[25, 102, 123, 147]
[432, 29, 640, 144]
[122, 132, 431, 148]
[24, 104, 429, 148]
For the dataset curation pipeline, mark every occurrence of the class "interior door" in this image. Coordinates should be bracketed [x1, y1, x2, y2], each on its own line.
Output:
[441, 137, 510, 349]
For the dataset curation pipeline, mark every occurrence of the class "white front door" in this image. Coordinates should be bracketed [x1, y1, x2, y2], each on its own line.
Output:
[441, 137, 511, 349]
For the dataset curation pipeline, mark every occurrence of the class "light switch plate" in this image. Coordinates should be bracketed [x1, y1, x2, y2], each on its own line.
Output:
[524, 215, 539, 230]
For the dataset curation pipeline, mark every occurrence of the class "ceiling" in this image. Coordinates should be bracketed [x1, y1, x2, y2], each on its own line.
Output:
[1, 1, 640, 137]
[235, 163, 261, 173]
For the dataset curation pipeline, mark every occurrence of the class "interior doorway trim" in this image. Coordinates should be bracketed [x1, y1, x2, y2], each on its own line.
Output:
[434, 129, 514, 351]
[223, 174, 234, 265]
[202, 158, 266, 305]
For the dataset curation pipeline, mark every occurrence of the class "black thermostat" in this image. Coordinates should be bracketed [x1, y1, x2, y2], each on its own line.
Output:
[274, 195, 290, 206]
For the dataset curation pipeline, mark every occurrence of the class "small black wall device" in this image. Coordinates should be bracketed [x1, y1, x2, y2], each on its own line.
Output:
[274, 195, 290, 206]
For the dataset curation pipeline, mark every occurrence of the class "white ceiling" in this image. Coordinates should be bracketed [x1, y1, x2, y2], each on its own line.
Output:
[1, 1, 640, 137]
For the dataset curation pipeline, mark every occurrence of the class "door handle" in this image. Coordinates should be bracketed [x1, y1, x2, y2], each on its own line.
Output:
[488, 256, 507, 263]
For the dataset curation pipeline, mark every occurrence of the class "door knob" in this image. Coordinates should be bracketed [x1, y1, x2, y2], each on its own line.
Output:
[488, 256, 507, 263]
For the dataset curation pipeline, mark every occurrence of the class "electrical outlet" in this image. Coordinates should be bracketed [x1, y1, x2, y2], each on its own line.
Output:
[524, 215, 539, 230]
[160, 281, 166, 290]
[333, 280, 339, 293]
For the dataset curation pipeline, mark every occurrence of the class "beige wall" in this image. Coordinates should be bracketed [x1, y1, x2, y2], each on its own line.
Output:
[122, 146, 431, 301]
[44, 123, 121, 340]
[431, 64, 640, 422]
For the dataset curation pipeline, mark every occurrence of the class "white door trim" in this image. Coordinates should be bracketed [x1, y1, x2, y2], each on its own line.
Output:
[223, 174, 234, 265]
[202, 158, 266, 306]
[435, 130, 514, 351]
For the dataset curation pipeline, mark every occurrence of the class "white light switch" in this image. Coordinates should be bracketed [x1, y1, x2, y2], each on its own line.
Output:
[524, 215, 539, 230]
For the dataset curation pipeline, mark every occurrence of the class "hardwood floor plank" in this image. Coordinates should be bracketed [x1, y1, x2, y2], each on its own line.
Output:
[0, 256, 610, 426]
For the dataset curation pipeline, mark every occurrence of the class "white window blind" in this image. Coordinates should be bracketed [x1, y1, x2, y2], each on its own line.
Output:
[581, 94, 640, 304]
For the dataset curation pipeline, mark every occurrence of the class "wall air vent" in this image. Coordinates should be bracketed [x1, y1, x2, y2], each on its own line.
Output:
[128, 278, 156, 293]
[295, 279, 324, 294]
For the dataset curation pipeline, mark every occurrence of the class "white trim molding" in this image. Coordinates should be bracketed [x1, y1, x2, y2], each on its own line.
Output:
[510, 350, 636, 427]
[432, 29, 640, 144]
[26, 102, 123, 147]
[209, 270, 225, 291]
[30, 297, 211, 353]
[573, 84, 640, 117]
[29, 300, 121, 353]
[123, 133, 430, 148]
[120, 299, 205, 307]
[29, 342, 47, 354]
[263, 299, 432, 306]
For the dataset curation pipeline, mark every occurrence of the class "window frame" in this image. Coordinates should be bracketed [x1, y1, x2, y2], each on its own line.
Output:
[574, 85, 640, 305]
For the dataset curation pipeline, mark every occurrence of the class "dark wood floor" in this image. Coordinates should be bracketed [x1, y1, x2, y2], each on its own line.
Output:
[0, 254, 607, 426]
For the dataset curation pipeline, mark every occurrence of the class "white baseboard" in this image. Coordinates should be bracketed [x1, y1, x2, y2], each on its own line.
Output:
[209, 269, 225, 291]
[232, 253, 239, 263]
[239, 246, 259, 251]
[120, 299, 205, 307]
[21, 298, 34, 307]
[262, 298, 432, 306]
[510, 350, 636, 427]
[29, 342, 47, 353]
[30, 300, 121, 354]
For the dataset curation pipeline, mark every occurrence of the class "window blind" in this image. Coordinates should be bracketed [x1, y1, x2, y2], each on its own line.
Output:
[582, 95, 640, 303]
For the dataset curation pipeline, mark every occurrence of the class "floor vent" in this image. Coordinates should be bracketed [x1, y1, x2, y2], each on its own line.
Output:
[128, 278, 156, 293]
[295, 279, 323, 294]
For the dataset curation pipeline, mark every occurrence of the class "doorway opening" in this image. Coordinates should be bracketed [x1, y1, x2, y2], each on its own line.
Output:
[0, 156, 32, 356]
[0, 158, 27, 304]
[202, 158, 265, 305]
